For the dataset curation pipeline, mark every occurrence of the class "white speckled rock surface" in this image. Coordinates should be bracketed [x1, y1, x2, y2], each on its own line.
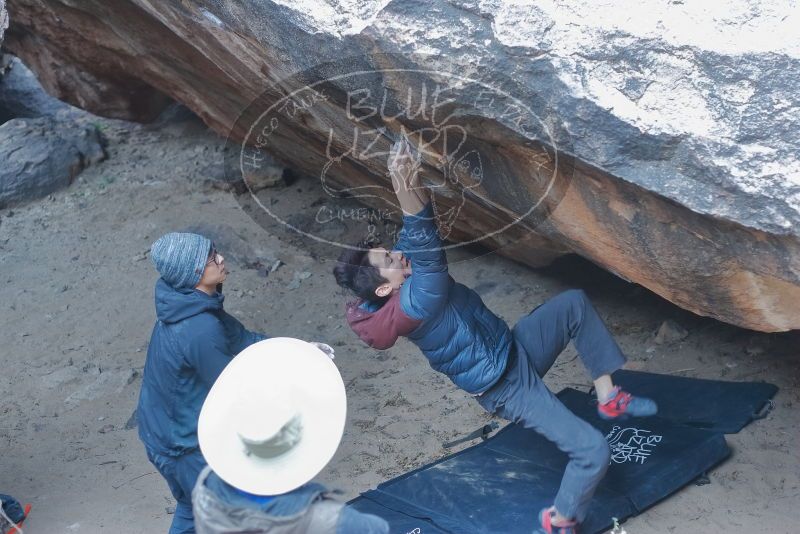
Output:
[0, 0, 8, 46]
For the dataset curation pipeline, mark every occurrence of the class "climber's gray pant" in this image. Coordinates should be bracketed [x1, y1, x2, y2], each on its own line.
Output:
[478, 289, 626, 522]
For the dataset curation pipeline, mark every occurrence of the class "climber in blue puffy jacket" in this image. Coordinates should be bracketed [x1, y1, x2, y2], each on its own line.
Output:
[334, 136, 658, 534]
[137, 232, 267, 534]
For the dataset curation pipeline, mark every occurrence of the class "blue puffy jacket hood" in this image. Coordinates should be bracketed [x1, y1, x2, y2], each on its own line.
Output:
[154, 278, 224, 324]
[137, 279, 267, 456]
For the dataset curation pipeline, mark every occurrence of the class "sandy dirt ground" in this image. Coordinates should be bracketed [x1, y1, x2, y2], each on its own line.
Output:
[0, 109, 798, 533]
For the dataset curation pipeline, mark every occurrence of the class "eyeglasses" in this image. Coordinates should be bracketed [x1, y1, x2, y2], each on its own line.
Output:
[206, 247, 223, 266]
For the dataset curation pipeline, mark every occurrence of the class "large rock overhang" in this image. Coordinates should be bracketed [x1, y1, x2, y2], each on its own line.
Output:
[4, 0, 799, 331]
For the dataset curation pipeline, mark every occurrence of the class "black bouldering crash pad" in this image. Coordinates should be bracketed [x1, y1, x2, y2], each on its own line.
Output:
[350, 374, 777, 533]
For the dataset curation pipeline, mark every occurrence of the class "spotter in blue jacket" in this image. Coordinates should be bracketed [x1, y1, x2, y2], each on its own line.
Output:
[137, 278, 267, 456]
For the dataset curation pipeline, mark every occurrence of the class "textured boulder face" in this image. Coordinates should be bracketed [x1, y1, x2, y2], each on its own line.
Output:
[4, 0, 171, 121]
[0, 2, 6, 46]
[0, 2, 7, 115]
[0, 117, 105, 207]
[0, 55, 78, 121]
[4, 0, 800, 332]
[0, 0, 7, 95]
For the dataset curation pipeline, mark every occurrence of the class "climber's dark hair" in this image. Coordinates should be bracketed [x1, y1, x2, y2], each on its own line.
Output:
[333, 241, 390, 305]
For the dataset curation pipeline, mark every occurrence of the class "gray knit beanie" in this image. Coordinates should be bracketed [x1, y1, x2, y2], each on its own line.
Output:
[150, 232, 212, 289]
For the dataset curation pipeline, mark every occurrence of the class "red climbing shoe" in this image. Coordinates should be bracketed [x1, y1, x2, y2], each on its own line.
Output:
[598, 387, 658, 420]
[538, 506, 579, 534]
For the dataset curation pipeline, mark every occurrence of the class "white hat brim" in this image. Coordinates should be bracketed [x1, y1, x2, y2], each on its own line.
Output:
[198, 337, 347, 495]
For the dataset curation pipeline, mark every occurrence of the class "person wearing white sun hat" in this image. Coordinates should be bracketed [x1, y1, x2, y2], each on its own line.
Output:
[192, 337, 389, 534]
